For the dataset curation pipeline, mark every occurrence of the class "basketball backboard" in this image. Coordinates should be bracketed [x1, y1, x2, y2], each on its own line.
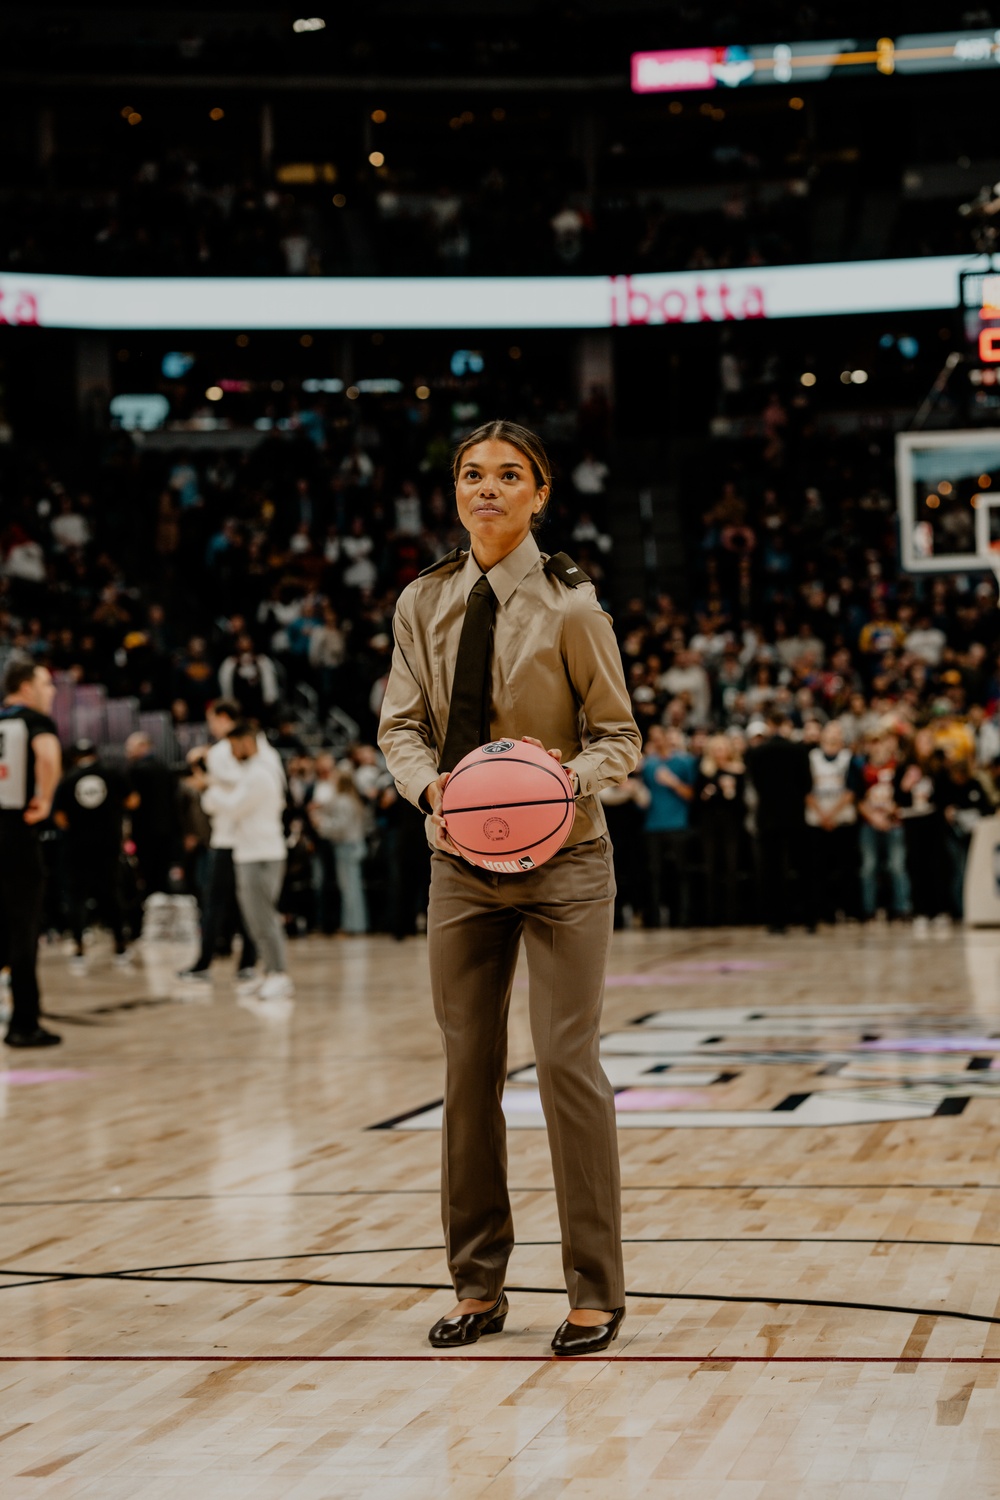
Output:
[896, 428, 1000, 585]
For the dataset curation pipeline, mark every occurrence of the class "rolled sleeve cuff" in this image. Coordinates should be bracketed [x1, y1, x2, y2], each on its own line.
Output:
[408, 770, 440, 814]
[564, 759, 590, 798]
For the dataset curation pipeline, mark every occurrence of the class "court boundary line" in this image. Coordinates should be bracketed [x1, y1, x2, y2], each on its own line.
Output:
[3, 1184, 1000, 1206]
[1, 1272, 998, 1326]
[1, 1235, 999, 1276]
[0, 1354, 997, 1364]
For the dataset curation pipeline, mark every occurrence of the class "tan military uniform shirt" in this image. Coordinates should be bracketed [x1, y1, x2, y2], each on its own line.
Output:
[377, 532, 642, 848]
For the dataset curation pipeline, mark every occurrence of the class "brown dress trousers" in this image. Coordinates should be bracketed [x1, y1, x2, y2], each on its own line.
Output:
[378, 533, 642, 1308]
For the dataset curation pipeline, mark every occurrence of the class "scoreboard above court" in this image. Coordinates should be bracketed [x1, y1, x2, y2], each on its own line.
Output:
[960, 270, 1000, 365]
[632, 29, 1000, 94]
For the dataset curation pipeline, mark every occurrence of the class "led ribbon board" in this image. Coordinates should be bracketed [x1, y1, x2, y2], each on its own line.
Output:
[0, 255, 989, 331]
[632, 29, 1000, 93]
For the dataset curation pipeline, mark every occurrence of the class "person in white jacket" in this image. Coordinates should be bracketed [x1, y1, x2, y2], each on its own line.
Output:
[198, 721, 291, 1001]
[179, 699, 286, 984]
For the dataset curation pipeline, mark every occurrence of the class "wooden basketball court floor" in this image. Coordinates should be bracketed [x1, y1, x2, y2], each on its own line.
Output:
[3, 921, 1000, 1497]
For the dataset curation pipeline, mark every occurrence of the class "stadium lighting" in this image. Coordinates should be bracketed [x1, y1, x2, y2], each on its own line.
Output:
[205, 386, 223, 401]
[800, 372, 817, 386]
[292, 18, 326, 32]
[851, 369, 869, 383]
[369, 151, 385, 167]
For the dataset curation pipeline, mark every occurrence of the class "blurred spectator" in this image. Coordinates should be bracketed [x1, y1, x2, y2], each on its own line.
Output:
[897, 726, 948, 934]
[804, 720, 860, 925]
[218, 634, 281, 724]
[174, 637, 217, 719]
[857, 733, 911, 923]
[311, 762, 369, 935]
[125, 731, 179, 907]
[659, 649, 712, 728]
[571, 452, 610, 499]
[599, 773, 650, 930]
[641, 725, 696, 929]
[53, 740, 133, 971]
[695, 732, 746, 927]
[307, 752, 340, 935]
[936, 755, 997, 919]
[744, 711, 811, 934]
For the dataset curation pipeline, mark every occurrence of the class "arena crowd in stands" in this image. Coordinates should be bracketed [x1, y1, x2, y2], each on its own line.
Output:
[3, 359, 1000, 944]
[0, 148, 816, 280]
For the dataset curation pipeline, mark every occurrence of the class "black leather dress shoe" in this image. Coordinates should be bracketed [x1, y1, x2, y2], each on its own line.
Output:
[4, 1027, 62, 1049]
[550, 1306, 625, 1356]
[428, 1292, 508, 1348]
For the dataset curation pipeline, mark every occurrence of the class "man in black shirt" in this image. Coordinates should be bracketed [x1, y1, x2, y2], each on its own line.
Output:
[745, 710, 813, 934]
[0, 658, 63, 1046]
[125, 731, 179, 910]
[53, 740, 131, 971]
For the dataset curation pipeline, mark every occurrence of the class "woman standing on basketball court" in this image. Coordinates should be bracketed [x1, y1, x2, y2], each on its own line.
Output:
[379, 420, 641, 1354]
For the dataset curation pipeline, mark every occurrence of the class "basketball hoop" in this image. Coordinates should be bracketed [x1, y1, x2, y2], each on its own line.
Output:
[974, 492, 1000, 591]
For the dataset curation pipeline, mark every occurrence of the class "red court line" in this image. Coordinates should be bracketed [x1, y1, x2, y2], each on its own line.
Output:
[0, 1354, 998, 1364]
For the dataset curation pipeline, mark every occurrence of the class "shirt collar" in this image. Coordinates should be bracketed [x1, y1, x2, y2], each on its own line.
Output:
[461, 531, 541, 607]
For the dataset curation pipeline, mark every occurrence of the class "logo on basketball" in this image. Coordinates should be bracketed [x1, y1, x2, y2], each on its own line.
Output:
[483, 816, 510, 842]
[482, 740, 515, 754]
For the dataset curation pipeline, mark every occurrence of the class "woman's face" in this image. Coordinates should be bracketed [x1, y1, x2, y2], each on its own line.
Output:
[455, 439, 547, 561]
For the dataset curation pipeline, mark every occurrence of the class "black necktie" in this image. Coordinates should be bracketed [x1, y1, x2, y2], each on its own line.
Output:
[440, 574, 497, 772]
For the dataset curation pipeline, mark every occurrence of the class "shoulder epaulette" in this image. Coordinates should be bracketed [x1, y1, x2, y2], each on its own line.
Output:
[417, 547, 466, 578]
[544, 552, 591, 588]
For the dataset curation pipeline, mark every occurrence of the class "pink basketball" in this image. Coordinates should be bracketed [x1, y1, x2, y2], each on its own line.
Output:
[441, 739, 575, 873]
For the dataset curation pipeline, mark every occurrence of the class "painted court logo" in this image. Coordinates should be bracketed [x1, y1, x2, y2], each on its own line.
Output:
[482, 740, 515, 754]
[379, 1002, 992, 1131]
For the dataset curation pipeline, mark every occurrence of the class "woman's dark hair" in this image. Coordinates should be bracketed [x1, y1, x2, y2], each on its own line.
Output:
[451, 420, 553, 530]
